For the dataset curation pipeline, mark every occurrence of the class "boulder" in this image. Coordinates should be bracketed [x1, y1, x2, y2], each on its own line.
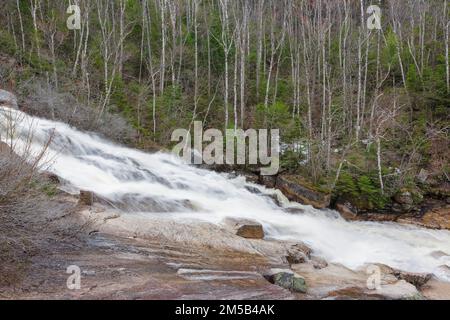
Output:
[366, 264, 432, 288]
[393, 189, 422, 213]
[392, 270, 432, 288]
[285, 242, 312, 263]
[394, 191, 414, 205]
[79, 190, 94, 206]
[263, 269, 307, 293]
[275, 175, 331, 209]
[336, 202, 358, 220]
[286, 252, 307, 265]
[0, 89, 18, 109]
[285, 248, 307, 265]
[222, 217, 265, 239]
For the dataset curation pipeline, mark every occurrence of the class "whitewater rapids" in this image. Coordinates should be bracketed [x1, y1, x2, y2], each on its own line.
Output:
[1, 107, 450, 281]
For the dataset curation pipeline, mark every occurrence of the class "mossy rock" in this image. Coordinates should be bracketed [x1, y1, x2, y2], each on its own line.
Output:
[264, 269, 307, 294]
[276, 175, 331, 209]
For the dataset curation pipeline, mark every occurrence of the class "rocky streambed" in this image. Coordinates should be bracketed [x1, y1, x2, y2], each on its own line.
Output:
[3, 190, 449, 300]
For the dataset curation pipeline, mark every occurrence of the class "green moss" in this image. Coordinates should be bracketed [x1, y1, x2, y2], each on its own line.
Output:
[285, 175, 331, 194]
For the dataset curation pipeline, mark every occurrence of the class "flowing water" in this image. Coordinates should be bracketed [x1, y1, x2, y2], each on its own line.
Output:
[1, 107, 450, 281]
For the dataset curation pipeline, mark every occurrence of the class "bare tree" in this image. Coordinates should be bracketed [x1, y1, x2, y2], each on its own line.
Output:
[370, 92, 402, 194]
[213, 0, 235, 130]
[255, 0, 265, 103]
[160, 0, 167, 93]
[193, 0, 199, 120]
[263, 2, 286, 111]
[144, 0, 158, 138]
[29, 0, 42, 60]
[16, 0, 25, 53]
[445, 0, 450, 93]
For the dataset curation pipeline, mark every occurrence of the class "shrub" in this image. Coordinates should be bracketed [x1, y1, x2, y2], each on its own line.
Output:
[0, 111, 81, 288]
[335, 172, 388, 210]
[18, 82, 137, 145]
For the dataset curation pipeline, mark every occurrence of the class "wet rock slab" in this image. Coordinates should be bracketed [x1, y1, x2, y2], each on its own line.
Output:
[3, 198, 448, 301]
[291, 263, 424, 300]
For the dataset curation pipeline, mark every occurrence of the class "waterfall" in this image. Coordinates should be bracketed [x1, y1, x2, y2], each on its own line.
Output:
[1, 106, 450, 281]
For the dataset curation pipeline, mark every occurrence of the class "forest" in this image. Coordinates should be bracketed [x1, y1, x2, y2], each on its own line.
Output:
[0, 0, 449, 211]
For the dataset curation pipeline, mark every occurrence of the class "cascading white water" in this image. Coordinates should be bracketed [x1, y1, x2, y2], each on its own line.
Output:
[1, 107, 450, 281]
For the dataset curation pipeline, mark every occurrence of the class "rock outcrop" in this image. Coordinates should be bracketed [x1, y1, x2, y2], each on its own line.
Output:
[336, 202, 358, 220]
[201, 166, 333, 211]
[397, 206, 450, 230]
[276, 175, 331, 209]
[292, 262, 425, 300]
